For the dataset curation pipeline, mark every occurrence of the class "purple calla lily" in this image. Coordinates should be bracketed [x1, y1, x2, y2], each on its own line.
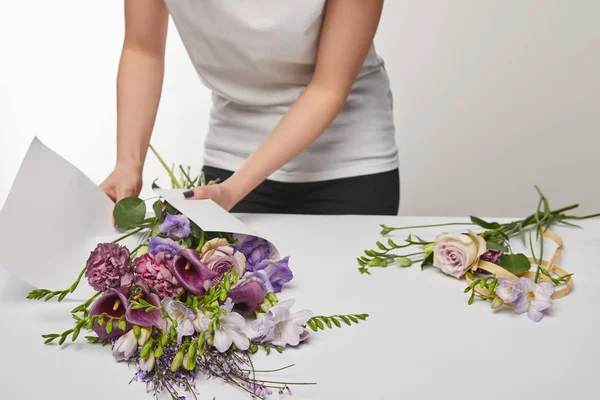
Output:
[125, 285, 167, 331]
[172, 249, 219, 296]
[228, 280, 266, 312]
[90, 287, 132, 340]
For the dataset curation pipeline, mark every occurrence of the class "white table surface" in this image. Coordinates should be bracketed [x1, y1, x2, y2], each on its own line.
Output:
[1, 214, 599, 400]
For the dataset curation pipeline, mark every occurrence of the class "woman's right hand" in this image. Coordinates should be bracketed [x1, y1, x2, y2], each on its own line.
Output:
[100, 164, 143, 203]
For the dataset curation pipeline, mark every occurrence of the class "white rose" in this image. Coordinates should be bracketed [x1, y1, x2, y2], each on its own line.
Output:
[432, 232, 486, 279]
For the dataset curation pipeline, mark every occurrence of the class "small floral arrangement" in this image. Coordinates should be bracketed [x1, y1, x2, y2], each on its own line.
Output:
[359, 186, 599, 322]
[27, 153, 368, 399]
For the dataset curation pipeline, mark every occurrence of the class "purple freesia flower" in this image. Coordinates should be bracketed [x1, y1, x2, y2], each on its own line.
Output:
[89, 287, 132, 340]
[253, 257, 293, 293]
[228, 280, 266, 312]
[148, 237, 180, 257]
[159, 213, 191, 239]
[162, 298, 196, 344]
[495, 277, 522, 303]
[85, 243, 133, 292]
[514, 277, 555, 322]
[172, 249, 219, 296]
[199, 298, 249, 352]
[234, 236, 271, 271]
[251, 299, 312, 348]
[125, 285, 167, 331]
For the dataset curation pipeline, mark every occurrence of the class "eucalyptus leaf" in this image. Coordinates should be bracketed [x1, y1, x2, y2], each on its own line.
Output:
[113, 197, 146, 230]
[499, 253, 531, 275]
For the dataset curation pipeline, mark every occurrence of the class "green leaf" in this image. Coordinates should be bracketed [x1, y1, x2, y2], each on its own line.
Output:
[421, 252, 434, 270]
[113, 197, 147, 230]
[470, 216, 501, 230]
[499, 253, 531, 275]
[376, 241, 387, 251]
[152, 200, 164, 222]
[485, 241, 509, 252]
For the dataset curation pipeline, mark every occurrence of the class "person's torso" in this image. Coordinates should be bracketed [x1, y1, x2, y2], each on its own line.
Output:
[164, 0, 398, 182]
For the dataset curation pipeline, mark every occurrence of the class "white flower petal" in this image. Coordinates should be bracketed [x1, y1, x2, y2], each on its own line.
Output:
[213, 328, 233, 353]
[230, 329, 250, 351]
[513, 295, 529, 315]
[519, 277, 536, 293]
[288, 309, 313, 326]
[223, 312, 247, 331]
[527, 308, 544, 322]
[140, 352, 155, 372]
[538, 282, 555, 297]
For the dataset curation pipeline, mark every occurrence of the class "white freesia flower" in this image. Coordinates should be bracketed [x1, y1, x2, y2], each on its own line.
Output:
[207, 298, 249, 352]
[112, 330, 137, 361]
[251, 299, 313, 348]
[139, 352, 155, 372]
[161, 298, 196, 344]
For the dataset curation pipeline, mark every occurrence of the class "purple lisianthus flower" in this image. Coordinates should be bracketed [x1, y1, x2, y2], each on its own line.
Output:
[162, 298, 195, 344]
[85, 243, 133, 292]
[125, 285, 167, 331]
[495, 277, 522, 303]
[514, 277, 555, 322]
[148, 237, 180, 257]
[481, 250, 502, 265]
[89, 287, 132, 340]
[251, 299, 312, 348]
[228, 280, 266, 312]
[234, 236, 271, 272]
[253, 256, 293, 293]
[172, 249, 219, 296]
[159, 213, 191, 239]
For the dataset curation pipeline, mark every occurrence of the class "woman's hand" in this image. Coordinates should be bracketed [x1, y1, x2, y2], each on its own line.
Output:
[100, 164, 143, 203]
[183, 182, 237, 211]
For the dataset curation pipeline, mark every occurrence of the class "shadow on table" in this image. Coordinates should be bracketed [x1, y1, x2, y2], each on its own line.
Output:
[0, 267, 37, 303]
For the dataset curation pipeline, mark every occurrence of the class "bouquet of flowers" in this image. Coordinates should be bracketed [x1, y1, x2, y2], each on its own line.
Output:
[358, 186, 599, 322]
[26, 153, 368, 399]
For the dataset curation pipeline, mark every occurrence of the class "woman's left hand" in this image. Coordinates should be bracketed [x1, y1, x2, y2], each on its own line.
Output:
[182, 182, 237, 211]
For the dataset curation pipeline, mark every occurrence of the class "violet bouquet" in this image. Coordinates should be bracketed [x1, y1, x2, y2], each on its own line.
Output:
[359, 186, 599, 322]
[27, 153, 368, 399]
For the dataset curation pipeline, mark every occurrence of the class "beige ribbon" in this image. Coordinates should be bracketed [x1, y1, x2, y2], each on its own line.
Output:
[466, 230, 572, 304]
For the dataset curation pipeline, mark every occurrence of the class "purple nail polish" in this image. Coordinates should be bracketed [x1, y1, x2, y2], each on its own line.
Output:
[183, 190, 194, 199]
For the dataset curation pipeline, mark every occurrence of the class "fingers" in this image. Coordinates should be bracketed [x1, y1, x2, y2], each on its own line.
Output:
[100, 182, 117, 203]
[183, 186, 214, 200]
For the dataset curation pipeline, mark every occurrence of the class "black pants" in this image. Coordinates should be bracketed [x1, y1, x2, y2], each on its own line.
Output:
[202, 166, 400, 215]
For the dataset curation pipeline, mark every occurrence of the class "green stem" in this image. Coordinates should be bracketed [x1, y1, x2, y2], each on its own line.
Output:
[383, 222, 474, 234]
[112, 227, 144, 243]
[149, 144, 181, 189]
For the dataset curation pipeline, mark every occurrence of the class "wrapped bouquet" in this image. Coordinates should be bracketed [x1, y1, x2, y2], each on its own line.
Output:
[20, 145, 368, 399]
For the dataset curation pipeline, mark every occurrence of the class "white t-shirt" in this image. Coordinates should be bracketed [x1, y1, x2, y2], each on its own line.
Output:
[164, 0, 399, 182]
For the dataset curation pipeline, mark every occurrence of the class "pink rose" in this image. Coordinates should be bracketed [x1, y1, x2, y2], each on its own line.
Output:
[432, 232, 487, 279]
[200, 238, 246, 285]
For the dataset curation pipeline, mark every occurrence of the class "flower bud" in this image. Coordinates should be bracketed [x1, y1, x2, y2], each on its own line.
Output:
[395, 257, 413, 267]
[135, 246, 149, 257]
[491, 296, 504, 309]
[137, 327, 152, 346]
[266, 293, 279, 304]
[423, 243, 435, 257]
[171, 351, 185, 372]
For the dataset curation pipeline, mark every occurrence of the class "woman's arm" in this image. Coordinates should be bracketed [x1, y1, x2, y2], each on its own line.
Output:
[100, 0, 168, 202]
[186, 0, 385, 209]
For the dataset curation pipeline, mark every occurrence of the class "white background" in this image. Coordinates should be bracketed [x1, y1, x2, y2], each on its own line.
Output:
[1, 0, 598, 217]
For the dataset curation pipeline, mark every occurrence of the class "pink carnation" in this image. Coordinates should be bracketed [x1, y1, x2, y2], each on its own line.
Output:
[85, 243, 133, 292]
[134, 252, 182, 298]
